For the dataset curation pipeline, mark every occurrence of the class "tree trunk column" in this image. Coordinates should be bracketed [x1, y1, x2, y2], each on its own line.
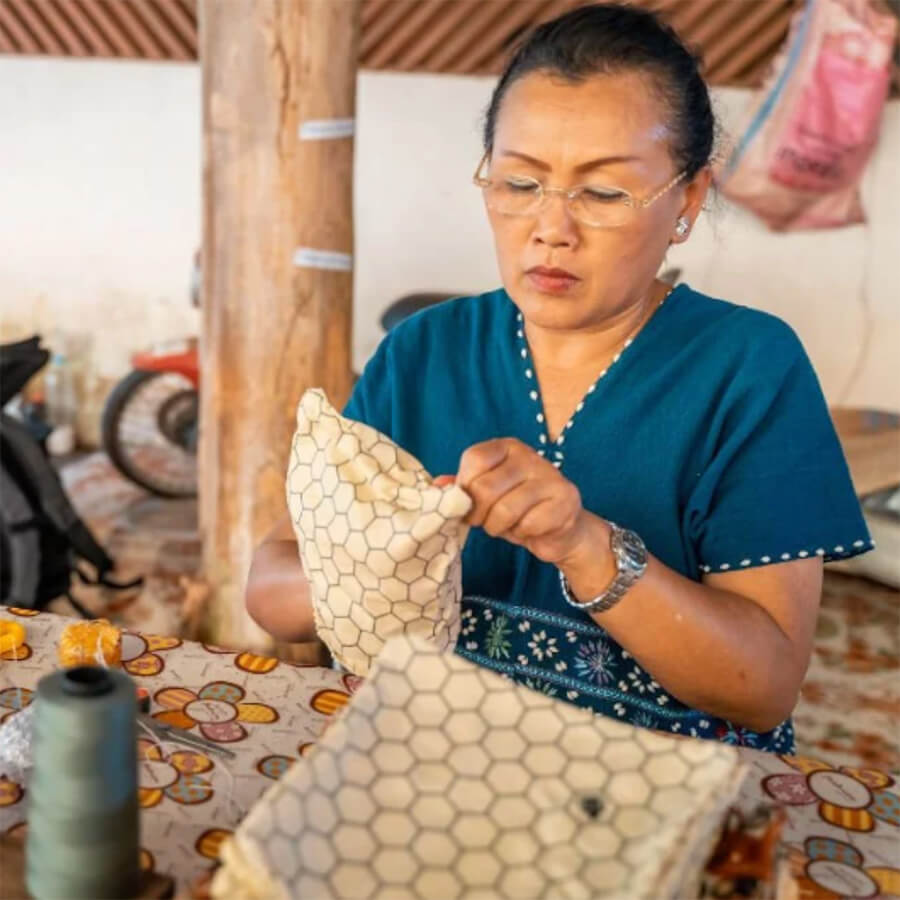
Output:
[200, 0, 359, 649]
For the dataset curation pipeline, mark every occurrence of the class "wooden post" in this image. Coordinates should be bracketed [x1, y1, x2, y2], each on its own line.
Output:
[199, 0, 360, 652]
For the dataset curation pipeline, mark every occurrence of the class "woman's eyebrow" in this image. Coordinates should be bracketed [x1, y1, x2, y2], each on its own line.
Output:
[498, 149, 641, 172]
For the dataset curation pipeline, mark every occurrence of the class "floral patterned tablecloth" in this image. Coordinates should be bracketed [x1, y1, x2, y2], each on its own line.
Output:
[1, 607, 898, 898]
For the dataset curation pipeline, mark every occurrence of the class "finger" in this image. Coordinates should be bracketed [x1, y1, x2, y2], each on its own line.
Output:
[465, 462, 530, 528]
[509, 498, 564, 542]
[514, 481, 581, 540]
[513, 499, 578, 543]
[456, 439, 519, 492]
[481, 481, 547, 538]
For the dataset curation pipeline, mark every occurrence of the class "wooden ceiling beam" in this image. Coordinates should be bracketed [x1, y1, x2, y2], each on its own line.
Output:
[397, 0, 481, 72]
[360, 0, 416, 60]
[689, 0, 764, 72]
[666, 0, 722, 49]
[712, 4, 795, 85]
[427, 0, 520, 73]
[366, 0, 446, 71]
[6, 0, 65, 54]
[701, 0, 789, 75]
[536, 0, 582, 24]
[454, 0, 549, 75]
[0, 2, 41, 54]
[54, 0, 115, 55]
[160, 0, 198, 56]
[361, 0, 391, 30]
[32, 0, 90, 55]
[102, 0, 165, 58]
[131, 0, 193, 61]
[79, 0, 141, 57]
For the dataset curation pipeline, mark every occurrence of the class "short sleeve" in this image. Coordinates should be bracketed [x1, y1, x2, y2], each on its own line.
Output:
[342, 334, 394, 438]
[687, 330, 872, 573]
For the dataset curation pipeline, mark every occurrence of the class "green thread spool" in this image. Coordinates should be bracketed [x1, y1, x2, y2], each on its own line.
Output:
[26, 666, 140, 900]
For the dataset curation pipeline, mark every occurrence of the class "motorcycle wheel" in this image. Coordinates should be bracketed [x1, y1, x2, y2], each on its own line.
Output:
[101, 369, 198, 498]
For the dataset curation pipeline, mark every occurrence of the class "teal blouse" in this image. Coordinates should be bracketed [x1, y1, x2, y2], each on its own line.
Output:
[343, 283, 871, 752]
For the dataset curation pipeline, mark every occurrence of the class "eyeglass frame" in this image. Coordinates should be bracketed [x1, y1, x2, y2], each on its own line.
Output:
[472, 151, 688, 227]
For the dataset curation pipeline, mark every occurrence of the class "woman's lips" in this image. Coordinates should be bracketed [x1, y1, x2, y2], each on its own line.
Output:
[526, 266, 581, 294]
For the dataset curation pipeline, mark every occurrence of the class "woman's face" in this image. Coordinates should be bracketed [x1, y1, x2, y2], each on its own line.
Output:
[484, 69, 708, 331]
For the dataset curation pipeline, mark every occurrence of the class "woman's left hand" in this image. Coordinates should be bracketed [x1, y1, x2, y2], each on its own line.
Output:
[456, 438, 591, 565]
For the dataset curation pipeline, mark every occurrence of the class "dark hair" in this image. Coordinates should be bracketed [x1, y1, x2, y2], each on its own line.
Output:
[483, 3, 715, 180]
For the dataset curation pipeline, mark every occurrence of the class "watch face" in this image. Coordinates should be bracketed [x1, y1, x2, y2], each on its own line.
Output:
[618, 529, 647, 571]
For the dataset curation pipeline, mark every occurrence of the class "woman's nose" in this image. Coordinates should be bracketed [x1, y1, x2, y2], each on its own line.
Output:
[532, 192, 580, 249]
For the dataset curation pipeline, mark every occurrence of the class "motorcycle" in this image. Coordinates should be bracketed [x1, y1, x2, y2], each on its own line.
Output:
[100, 292, 456, 499]
[101, 338, 199, 498]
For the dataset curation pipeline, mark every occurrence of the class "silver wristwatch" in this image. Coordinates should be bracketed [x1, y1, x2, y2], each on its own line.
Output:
[559, 521, 648, 613]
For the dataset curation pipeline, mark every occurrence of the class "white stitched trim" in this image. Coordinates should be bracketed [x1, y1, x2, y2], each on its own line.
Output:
[701, 538, 873, 573]
[514, 289, 674, 456]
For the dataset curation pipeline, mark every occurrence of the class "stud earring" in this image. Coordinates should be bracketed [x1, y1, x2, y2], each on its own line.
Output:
[674, 217, 690, 238]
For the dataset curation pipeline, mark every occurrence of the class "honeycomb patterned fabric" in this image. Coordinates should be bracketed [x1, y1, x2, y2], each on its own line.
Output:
[287, 389, 473, 676]
[213, 636, 748, 900]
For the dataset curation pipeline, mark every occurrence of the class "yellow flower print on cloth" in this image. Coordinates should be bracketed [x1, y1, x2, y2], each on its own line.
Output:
[785, 837, 900, 899]
[138, 738, 215, 807]
[152, 681, 279, 743]
[0, 618, 31, 662]
[0, 774, 24, 807]
[0, 687, 33, 725]
[121, 632, 182, 677]
[763, 756, 899, 832]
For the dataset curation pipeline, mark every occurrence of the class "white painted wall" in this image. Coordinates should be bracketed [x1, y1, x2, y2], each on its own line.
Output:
[1, 59, 897, 438]
[0, 56, 201, 439]
[0, 57, 202, 367]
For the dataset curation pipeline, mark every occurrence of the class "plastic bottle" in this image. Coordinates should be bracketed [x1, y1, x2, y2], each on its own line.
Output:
[44, 353, 77, 455]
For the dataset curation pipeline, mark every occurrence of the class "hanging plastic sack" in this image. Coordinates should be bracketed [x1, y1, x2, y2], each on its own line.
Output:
[718, 0, 897, 231]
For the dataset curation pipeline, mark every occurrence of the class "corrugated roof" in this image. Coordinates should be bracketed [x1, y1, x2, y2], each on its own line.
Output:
[0, 0, 894, 94]
[0, 0, 197, 60]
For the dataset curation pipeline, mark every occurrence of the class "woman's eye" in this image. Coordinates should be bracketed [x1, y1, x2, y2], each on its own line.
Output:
[503, 178, 540, 194]
[583, 187, 627, 203]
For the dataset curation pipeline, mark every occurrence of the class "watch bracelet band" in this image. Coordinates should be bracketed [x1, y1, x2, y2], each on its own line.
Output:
[558, 568, 635, 613]
[558, 521, 645, 613]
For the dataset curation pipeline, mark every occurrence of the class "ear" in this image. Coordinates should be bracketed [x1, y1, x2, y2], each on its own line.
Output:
[670, 167, 712, 243]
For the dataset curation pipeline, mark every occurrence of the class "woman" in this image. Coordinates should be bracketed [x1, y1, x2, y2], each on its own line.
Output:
[247, 4, 870, 751]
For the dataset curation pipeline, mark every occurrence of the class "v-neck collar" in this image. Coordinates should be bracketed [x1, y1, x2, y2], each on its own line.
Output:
[510, 284, 684, 466]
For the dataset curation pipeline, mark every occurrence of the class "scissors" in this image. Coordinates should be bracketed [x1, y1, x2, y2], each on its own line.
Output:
[139, 714, 237, 760]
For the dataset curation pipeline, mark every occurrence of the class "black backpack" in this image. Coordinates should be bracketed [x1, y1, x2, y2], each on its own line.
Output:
[0, 337, 140, 616]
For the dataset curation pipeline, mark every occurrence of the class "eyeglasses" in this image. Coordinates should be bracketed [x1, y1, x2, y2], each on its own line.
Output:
[473, 151, 687, 228]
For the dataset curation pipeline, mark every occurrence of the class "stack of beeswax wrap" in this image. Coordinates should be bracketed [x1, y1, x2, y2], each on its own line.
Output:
[213, 636, 747, 900]
[286, 389, 472, 676]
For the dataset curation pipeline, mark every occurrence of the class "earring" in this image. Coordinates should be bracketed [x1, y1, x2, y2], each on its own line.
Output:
[675, 217, 690, 238]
